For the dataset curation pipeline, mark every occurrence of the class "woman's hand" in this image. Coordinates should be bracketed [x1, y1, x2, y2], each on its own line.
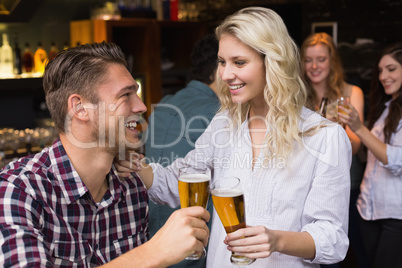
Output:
[114, 150, 144, 177]
[224, 226, 316, 260]
[224, 226, 277, 259]
[338, 104, 363, 133]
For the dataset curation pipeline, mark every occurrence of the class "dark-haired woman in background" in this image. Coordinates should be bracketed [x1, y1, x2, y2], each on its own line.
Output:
[339, 43, 402, 268]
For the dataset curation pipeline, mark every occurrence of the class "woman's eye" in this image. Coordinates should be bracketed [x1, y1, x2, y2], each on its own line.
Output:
[218, 60, 225, 65]
[235, 61, 245, 66]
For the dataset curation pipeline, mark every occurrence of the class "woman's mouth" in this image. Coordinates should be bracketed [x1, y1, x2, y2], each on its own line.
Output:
[229, 84, 245, 94]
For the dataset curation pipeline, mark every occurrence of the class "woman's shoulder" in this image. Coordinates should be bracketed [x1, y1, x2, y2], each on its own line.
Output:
[299, 107, 340, 133]
[343, 82, 363, 98]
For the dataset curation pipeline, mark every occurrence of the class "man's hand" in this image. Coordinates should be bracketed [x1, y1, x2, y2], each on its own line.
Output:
[148, 206, 210, 266]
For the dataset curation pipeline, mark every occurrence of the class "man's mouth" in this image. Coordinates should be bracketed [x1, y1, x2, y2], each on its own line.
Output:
[124, 121, 137, 129]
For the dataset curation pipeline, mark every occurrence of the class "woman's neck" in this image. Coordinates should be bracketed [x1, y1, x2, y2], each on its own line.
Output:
[312, 82, 328, 107]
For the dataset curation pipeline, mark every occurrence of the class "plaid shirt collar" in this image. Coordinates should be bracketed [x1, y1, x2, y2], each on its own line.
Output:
[48, 139, 124, 205]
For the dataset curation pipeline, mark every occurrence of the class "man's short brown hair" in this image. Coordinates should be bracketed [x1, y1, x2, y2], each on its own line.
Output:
[43, 41, 127, 133]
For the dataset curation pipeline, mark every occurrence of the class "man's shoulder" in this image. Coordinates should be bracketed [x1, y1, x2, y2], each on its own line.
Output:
[0, 150, 54, 194]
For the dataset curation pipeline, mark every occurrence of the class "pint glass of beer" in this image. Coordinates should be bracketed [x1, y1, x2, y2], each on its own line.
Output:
[178, 166, 210, 260]
[210, 177, 256, 266]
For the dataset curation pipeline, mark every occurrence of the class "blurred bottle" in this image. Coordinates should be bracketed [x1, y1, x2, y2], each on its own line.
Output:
[170, 0, 178, 21]
[34, 42, 48, 75]
[22, 42, 34, 73]
[0, 33, 14, 78]
[12, 33, 22, 75]
[318, 97, 328, 117]
[63, 41, 69, 50]
[48, 41, 58, 60]
[162, 0, 170, 20]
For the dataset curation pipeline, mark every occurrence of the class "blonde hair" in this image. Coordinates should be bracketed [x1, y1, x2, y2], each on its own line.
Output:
[215, 6, 308, 160]
[301, 32, 345, 104]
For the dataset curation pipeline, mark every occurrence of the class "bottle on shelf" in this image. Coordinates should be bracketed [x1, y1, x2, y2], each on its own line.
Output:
[48, 41, 58, 59]
[170, 0, 179, 21]
[0, 33, 14, 78]
[12, 33, 22, 75]
[22, 42, 34, 73]
[34, 42, 48, 75]
[63, 41, 69, 51]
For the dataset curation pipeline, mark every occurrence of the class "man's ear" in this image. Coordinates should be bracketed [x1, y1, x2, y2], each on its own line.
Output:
[69, 94, 89, 120]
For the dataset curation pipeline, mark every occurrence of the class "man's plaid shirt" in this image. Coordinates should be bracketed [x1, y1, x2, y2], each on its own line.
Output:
[0, 139, 148, 267]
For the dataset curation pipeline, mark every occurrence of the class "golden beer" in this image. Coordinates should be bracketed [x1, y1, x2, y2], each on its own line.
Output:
[338, 96, 351, 115]
[178, 172, 210, 260]
[178, 174, 210, 209]
[211, 189, 245, 233]
[211, 181, 256, 266]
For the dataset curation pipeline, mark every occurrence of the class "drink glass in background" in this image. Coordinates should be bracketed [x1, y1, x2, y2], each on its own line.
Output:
[210, 177, 256, 266]
[337, 96, 350, 128]
[337, 96, 350, 115]
[178, 166, 210, 260]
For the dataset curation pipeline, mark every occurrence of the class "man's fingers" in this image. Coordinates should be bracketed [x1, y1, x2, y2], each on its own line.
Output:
[177, 206, 210, 222]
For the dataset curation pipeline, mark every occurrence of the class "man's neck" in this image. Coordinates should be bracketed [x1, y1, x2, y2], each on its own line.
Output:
[59, 134, 113, 203]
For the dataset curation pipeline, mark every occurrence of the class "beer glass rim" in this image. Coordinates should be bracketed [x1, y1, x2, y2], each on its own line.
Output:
[179, 166, 208, 175]
[210, 177, 241, 192]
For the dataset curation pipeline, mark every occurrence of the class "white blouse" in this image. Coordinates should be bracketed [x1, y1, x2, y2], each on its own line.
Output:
[148, 107, 352, 267]
[357, 101, 402, 220]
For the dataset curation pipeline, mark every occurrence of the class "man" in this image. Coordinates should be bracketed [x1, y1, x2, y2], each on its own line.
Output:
[145, 34, 219, 268]
[0, 42, 209, 267]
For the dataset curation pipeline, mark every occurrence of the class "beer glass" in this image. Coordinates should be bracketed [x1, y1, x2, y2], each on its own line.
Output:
[178, 166, 210, 260]
[210, 177, 256, 266]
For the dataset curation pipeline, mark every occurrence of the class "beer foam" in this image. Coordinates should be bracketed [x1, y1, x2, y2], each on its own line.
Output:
[178, 173, 210, 183]
[211, 188, 243, 197]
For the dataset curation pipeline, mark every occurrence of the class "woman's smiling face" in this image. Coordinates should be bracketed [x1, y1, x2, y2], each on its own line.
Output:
[304, 43, 331, 86]
[218, 34, 267, 107]
[378, 54, 402, 99]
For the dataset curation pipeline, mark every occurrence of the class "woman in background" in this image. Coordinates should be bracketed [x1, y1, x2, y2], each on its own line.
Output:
[301, 33, 369, 268]
[339, 43, 402, 268]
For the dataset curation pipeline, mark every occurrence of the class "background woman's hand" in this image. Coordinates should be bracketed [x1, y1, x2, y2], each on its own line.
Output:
[338, 104, 363, 133]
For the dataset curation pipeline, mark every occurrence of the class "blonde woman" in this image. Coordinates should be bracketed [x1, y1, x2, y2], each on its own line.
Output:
[117, 7, 351, 267]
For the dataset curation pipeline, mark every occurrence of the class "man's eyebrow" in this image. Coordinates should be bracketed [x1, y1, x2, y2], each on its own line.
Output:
[117, 84, 137, 94]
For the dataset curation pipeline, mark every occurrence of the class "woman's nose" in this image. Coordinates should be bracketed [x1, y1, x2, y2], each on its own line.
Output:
[220, 66, 235, 81]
